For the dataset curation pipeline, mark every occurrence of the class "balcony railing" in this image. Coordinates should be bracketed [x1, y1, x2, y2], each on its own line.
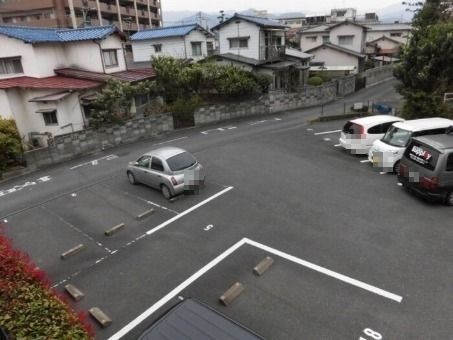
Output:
[259, 45, 286, 61]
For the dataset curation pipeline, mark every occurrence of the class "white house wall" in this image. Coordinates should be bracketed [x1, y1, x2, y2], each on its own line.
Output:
[63, 36, 126, 74]
[0, 35, 58, 79]
[329, 23, 365, 53]
[8, 89, 86, 140]
[184, 30, 211, 60]
[367, 30, 409, 44]
[310, 48, 359, 73]
[300, 32, 325, 52]
[373, 38, 401, 50]
[218, 20, 261, 60]
[132, 37, 187, 62]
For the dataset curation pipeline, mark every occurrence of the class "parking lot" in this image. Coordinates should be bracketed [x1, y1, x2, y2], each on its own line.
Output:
[1, 81, 453, 339]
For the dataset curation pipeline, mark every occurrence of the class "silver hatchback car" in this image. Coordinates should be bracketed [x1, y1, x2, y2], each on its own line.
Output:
[126, 147, 205, 199]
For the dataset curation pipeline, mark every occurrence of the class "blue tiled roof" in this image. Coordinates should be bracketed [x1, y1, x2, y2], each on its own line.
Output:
[234, 14, 286, 28]
[0, 25, 118, 44]
[130, 24, 199, 41]
[212, 13, 286, 31]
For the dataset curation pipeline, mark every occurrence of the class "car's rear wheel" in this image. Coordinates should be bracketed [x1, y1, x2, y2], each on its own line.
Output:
[127, 172, 137, 185]
[445, 191, 453, 206]
[161, 184, 172, 200]
[393, 160, 400, 174]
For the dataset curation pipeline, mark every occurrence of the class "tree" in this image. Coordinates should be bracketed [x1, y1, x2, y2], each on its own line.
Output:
[90, 79, 160, 128]
[394, 0, 453, 119]
[0, 118, 22, 174]
[151, 56, 271, 101]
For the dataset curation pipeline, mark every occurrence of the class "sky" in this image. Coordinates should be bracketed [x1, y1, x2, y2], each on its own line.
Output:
[161, 0, 403, 14]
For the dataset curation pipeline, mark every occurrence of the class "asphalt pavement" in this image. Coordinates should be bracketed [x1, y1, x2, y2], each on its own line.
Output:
[2, 79, 452, 340]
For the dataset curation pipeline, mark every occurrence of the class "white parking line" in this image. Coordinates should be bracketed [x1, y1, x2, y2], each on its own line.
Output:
[334, 144, 341, 147]
[152, 136, 188, 146]
[249, 120, 267, 126]
[108, 238, 246, 340]
[146, 186, 234, 236]
[108, 237, 402, 339]
[245, 239, 403, 303]
[314, 129, 341, 135]
[70, 155, 117, 170]
[360, 159, 372, 163]
[323, 138, 331, 141]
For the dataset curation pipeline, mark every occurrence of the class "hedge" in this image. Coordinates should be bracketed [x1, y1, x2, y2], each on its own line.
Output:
[0, 231, 93, 339]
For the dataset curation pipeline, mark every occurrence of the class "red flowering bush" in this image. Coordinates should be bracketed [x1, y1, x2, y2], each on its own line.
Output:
[0, 231, 93, 339]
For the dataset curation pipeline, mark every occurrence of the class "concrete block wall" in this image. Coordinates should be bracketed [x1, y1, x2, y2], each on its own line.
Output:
[337, 75, 356, 97]
[24, 113, 174, 170]
[195, 81, 339, 125]
[365, 65, 394, 87]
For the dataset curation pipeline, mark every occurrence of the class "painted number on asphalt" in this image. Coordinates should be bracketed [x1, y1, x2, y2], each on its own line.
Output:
[359, 328, 382, 340]
[203, 224, 214, 231]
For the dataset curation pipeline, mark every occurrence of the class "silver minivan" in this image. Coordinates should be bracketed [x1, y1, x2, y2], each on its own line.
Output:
[398, 132, 453, 205]
[126, 147, 205, 199]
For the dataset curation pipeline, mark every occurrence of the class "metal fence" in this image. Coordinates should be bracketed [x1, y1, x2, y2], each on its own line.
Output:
[319, 98, 403, 119]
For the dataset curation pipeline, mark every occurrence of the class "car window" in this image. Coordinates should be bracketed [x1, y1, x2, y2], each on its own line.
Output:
[446, 153, 453, 172]
[381, 121, 396, 132]
[136, 156, 151, 168]
[342, 122, 363, 134]
[413, 128, 447, 137]
[381, 126, 412, 147]
[367, 124, 382, 134]
[404, 140, 440, 171]
[166, 152, 197, 171]
[151, 157, 165, 172]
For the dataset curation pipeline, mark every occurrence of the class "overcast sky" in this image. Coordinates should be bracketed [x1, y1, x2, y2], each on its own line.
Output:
[161, 0, 403, 14]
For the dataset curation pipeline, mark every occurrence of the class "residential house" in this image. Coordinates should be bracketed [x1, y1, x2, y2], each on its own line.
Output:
[300, 20, 368, 53]
[366, 23, 411, 57]
[211, 13, 312, 90]
[300, 20, 368, 73]
[0, 24, 155, 146]
[305, 43, 365, 74]
[130, 24, 216, 63]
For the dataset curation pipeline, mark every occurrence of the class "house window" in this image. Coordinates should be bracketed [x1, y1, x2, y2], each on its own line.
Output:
[390, 32, 402, 37]
[306, 36, 317, 42]
[338, 35, 354, 46]
[42, 110, 58, 126]
[102, 49, 118, 68]
[153, 44, 162, 53]
[0, 57, 23, 75]
[134, 94, 148, 107]
[229, 37, 249, 49]
[322, 35, 330, 43]
[191, 42, 202, 56]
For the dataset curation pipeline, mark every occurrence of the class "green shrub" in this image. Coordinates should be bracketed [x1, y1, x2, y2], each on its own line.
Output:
[0, 233, 93, 339]
[0, 118, 22, 174]
[307, 76, 323, 86]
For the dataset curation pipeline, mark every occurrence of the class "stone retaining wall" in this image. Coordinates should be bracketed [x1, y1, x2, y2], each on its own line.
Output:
[365, 65, 394, 87]
[25, 113, 173, 170]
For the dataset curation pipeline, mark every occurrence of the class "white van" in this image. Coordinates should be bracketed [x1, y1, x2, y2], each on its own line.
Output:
[368, 117, 453, 173]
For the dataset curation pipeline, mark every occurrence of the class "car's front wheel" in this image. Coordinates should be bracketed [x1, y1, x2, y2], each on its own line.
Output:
[393, 160, 400, 174]
[445, 191, 453, 206]
[161, 184, 172, 200]
[127, 172, 137, 185]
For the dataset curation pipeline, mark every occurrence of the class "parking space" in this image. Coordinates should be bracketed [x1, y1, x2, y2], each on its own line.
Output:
[3, 168, 232, 286]
[108, 239, 405, 340]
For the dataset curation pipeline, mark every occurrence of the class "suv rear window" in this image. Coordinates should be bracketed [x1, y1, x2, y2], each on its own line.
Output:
[404, 141, 440, 170]
[166, 152, 197, 171]
[342, 122, 363, 134]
